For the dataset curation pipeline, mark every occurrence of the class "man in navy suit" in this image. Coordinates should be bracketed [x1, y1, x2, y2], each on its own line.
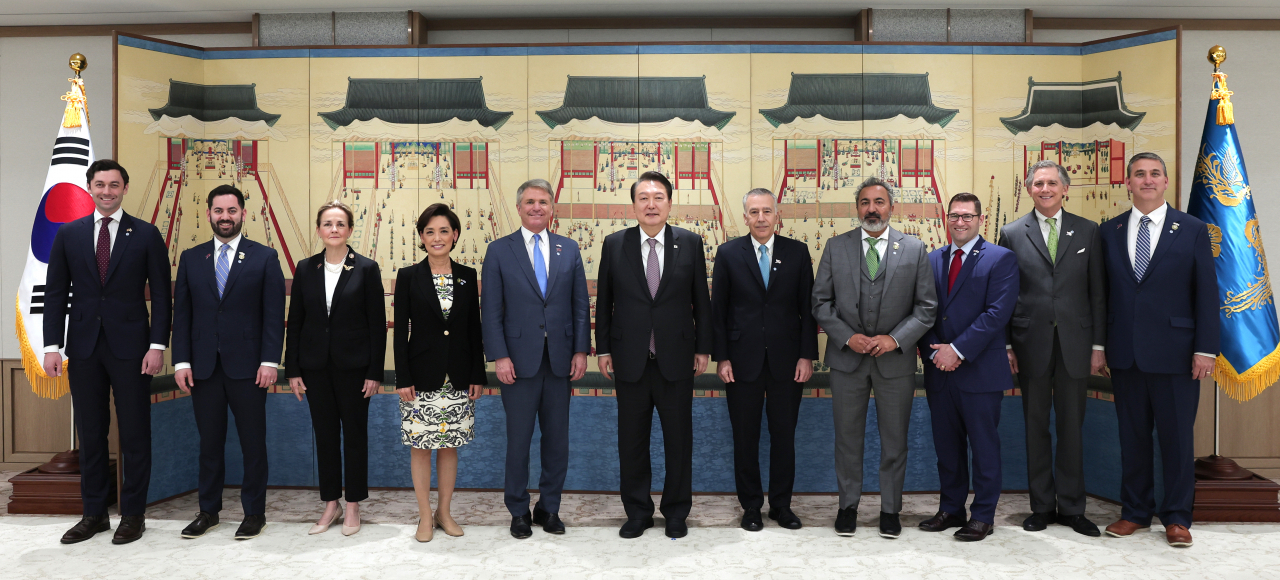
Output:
[172, 185, 285, 541]
[42, 160, 171, 545]
[1099, 152, 1219, 548]
[711, 188, 817, 532]
[917, 192, 1019, 542]
[482, 179, 591, 539]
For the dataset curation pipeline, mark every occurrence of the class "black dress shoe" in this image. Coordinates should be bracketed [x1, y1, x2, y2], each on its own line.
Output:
[181, 512, 220, 539]
[511, 513, 533, 539]
[741, 508, 763, 532]
[112, 515, 146, 545]
[531, 503, 565, 534]
[834, 507, 857, 537]
[1057, 514, 1102, 537]
[665, 518, 688, 538]
[919, 511, 967, 532]
[235, 515, 267, 540]
[1023, 511, 1055, 532]
[768, 506, 803, 530]
[878, 512, 902, 539]
[953, 519, 994, 542]
[619, 517, 654, 539]
[60, 514, 110, 544]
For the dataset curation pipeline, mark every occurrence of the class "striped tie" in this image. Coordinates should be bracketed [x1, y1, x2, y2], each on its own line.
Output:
[1134, 216, 1152, 281]
[216, 244, 230, 299]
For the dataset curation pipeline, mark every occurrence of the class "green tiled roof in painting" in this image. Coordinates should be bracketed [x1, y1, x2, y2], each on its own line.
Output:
[759, 73, 959, 128]
[536, 76, 736, 130]
[148, 80, 281, 126]
[999, 74, 1146, 134]
[317, 77, 513, 131]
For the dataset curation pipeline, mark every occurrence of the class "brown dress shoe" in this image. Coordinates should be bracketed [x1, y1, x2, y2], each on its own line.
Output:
[1165, 524, 1193, 547]
[953, 519, 994, 542]
[1104, 519, 1149, 538]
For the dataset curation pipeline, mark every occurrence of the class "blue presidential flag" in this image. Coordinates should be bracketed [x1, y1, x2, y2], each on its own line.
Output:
[1187, 66, 1280, 401]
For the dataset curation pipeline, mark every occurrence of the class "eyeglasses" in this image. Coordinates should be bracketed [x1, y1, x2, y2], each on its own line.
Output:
[946, 213, 979, 223]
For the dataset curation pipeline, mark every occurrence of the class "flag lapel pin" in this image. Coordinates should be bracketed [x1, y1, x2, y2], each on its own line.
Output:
[1066, 230, 1074, 237]
[125, 228, 132, 236]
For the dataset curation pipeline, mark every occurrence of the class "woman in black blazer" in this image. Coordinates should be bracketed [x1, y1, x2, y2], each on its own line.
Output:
[394, 203, 486, 542]
[285, 200, 386, 537]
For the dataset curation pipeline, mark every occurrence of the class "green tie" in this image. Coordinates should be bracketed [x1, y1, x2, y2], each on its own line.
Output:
[1046, 217, 1058, 264]
[866, 238, 880, 278]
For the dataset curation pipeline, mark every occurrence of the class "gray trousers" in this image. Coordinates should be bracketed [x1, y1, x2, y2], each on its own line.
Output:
[1018, 331, 1088, 516]
[831, 362, 915, 513]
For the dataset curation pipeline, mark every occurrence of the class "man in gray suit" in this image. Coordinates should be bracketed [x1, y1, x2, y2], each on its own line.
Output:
[813, 177, 937, 539]
[998, 160, 1107, 537]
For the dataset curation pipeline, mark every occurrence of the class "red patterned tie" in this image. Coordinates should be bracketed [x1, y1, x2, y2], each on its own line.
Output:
[97, 217, 113, 285]
[947, 247, 963, 293]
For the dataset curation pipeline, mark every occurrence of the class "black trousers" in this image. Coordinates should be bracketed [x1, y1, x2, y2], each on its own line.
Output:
[616, 358, 693, 521]
[301, 364, 371, 502]
[1018, 330, 1089, 516]
[68, 330, 153, 516]
[191, 356, 268, 515]
[725, 354, 803, 510]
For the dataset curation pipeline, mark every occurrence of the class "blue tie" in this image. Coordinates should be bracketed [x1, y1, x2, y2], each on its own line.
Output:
[533, 233, 547, 297]
[216, 244, 230, 299]
[1134, 216, 1152, 281]
[759, 244, 770, 288]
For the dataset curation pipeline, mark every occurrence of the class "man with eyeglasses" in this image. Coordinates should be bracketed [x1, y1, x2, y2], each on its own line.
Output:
[917, 192, 1019, 542]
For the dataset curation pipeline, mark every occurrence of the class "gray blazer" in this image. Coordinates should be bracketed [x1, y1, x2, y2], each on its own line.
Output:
[998, 210, 1107, 379]
[812, 226, 937, 378]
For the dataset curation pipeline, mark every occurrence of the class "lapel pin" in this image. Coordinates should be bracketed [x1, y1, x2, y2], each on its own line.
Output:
[1065, 230, 1074, 237]
[348, 252, 354, 259]
[775, 259, 782, 264]
[1171, 222, 1180, 231]
[239, 252, 246, 260]
[125, 228, 132, 236]
[458, 279, 466, 285]
[343, 264, 353, 271]
[893, 242, 899, 250]
[206, 253, 211, 259]
[673, 244, 679, 249]
[1117, 223, 1124, 229]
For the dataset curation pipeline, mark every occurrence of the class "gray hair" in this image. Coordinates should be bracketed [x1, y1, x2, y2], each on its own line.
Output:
[516, 179, 554, 204]
[855, 176, 894, 205]
[1024, 160, 1071, 189]
[1126, 152, 1168, 178]
[741, 187, 776, 209]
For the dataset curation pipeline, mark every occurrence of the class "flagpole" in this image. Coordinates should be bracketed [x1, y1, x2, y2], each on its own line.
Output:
[1214, 382, 1220, 456]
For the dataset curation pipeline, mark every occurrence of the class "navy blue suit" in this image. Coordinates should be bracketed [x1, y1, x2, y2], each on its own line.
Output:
[482, 229, 591, 516]
[918, 237, 1019, 524]
[43, 211, 171, 517]
[172, 236, 285, 516]
[1100, 205, 1219, 529]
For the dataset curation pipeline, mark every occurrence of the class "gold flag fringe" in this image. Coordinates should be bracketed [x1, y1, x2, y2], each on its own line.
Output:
[14, 295, 70, 399]
[1213, 345, 1280, 402]
[1211, 72, 1235, 126]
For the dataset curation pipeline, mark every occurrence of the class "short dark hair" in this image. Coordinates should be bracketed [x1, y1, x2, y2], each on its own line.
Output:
[1126, 152, 1168, 178]
[630, 171, 672, 202]
[416, 203, 461, 251]
[207, 184, 245, 209]
[948, 192, 982, 216]
[315, 200, 354, 228]
[86, 159, 129, 186]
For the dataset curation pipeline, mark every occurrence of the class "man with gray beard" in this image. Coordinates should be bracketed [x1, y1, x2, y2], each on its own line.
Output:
[812, 177, 937, 538]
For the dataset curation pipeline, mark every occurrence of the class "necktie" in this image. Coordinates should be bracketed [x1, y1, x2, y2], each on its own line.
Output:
[866, 238, 880, 278]
[646, 238, 660, 354]
[1046, 217, 1058, 264]
[947, 248, 964, 293]
[758, 244, 770, 287]
[216, 244, 231, 299]
[533, 233, 547, 298]
[96, 217, 112, 285]
[1134, 215, 1152, 281]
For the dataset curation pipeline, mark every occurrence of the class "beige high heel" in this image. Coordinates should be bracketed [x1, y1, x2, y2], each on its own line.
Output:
[308, 504, 343, 535]
[435, 512, 464, 537]
[414, 513, 434, 543]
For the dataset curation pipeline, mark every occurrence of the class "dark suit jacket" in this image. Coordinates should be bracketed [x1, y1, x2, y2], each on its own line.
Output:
[393, 261, 487, 391]
[1099, 205, 1220, 374]
[999, 210, 1106, 379]
[919, 237, 1020, 394]
[284, 248, 386, 380]
[711, 234, 818, 383]
[172, 237, 286, 381]
[42, 212, 171, 359]
[481, 230, 591, 378]
[594, 226, 713, 383]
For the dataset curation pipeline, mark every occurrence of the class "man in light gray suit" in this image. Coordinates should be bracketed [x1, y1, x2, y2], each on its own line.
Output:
[998, 160, 1107, 538]
[813, 177, 937, 539]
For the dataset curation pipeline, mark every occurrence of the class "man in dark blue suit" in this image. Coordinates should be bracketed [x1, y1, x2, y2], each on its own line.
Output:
[43, 160, 171, 545]
[172, 185, 285, 541]
[917, 192, 1019, 542]
[1099, 153, 1219, 548]
[711, 188, 817, 532]
[482, 179, 591, 539]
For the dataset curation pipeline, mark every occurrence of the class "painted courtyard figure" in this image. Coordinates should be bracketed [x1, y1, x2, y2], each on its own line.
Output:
[482, 179, 591, 539]
[394, 204, 487, 542]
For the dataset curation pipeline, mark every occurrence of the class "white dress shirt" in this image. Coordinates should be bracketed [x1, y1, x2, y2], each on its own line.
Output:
[521, 226, 552, 271]
[935, 235, 982, 361]
[1125, 203, 1212, 359]
[47, 208, 166, 354]
[640, 225, 667, 276]
[861, 228, 888, 261]
[323, 259, 341, 314]
[749, 233, 775, 264]
[1034, 208, 1063, 245]
[175, 234, 275, 371]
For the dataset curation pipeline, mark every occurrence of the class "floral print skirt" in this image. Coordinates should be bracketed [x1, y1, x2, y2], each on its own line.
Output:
[399, 377, 475, 450]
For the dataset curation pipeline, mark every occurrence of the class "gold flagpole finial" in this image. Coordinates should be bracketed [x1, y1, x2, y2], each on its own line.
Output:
[1208, 45, 1226, 72]
[68, 53, 87, 77]
[1208, 46, 1235, 126]
[61, 53, 89, 128]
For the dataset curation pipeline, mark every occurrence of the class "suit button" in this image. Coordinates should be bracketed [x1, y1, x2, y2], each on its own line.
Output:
[943, 316, 948, 321]
[539, 324, 545, 329]
[444, 330, 449, 336]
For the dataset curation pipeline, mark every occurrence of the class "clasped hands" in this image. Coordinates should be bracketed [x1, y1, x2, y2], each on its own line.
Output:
[847, 334, 896, 358]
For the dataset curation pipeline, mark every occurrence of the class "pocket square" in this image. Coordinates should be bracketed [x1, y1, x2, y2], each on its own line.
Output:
[1077, 248, 1086, 254]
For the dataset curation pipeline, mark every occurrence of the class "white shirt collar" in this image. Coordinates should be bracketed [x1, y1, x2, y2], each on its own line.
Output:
[861, 227, 890, 245]
[1131, 202, 1169, 228]
[750, 234, 775, 256]
[93, 207, 124, 223]
[521, 226, 547, 245]
[952, 235, 981, 257]
[215, 234, 243, 255]
[1034, 207, 1063, 225]
[641, 225, 667, 245]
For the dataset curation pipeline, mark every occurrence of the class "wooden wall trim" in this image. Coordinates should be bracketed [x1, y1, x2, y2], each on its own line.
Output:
[1025, 9, 1034, 42]
[251, 13, 260, 47]
[0, 22, 251, 38]
[420, 16, 860, 31]
[1036, 18, 1280, 31]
